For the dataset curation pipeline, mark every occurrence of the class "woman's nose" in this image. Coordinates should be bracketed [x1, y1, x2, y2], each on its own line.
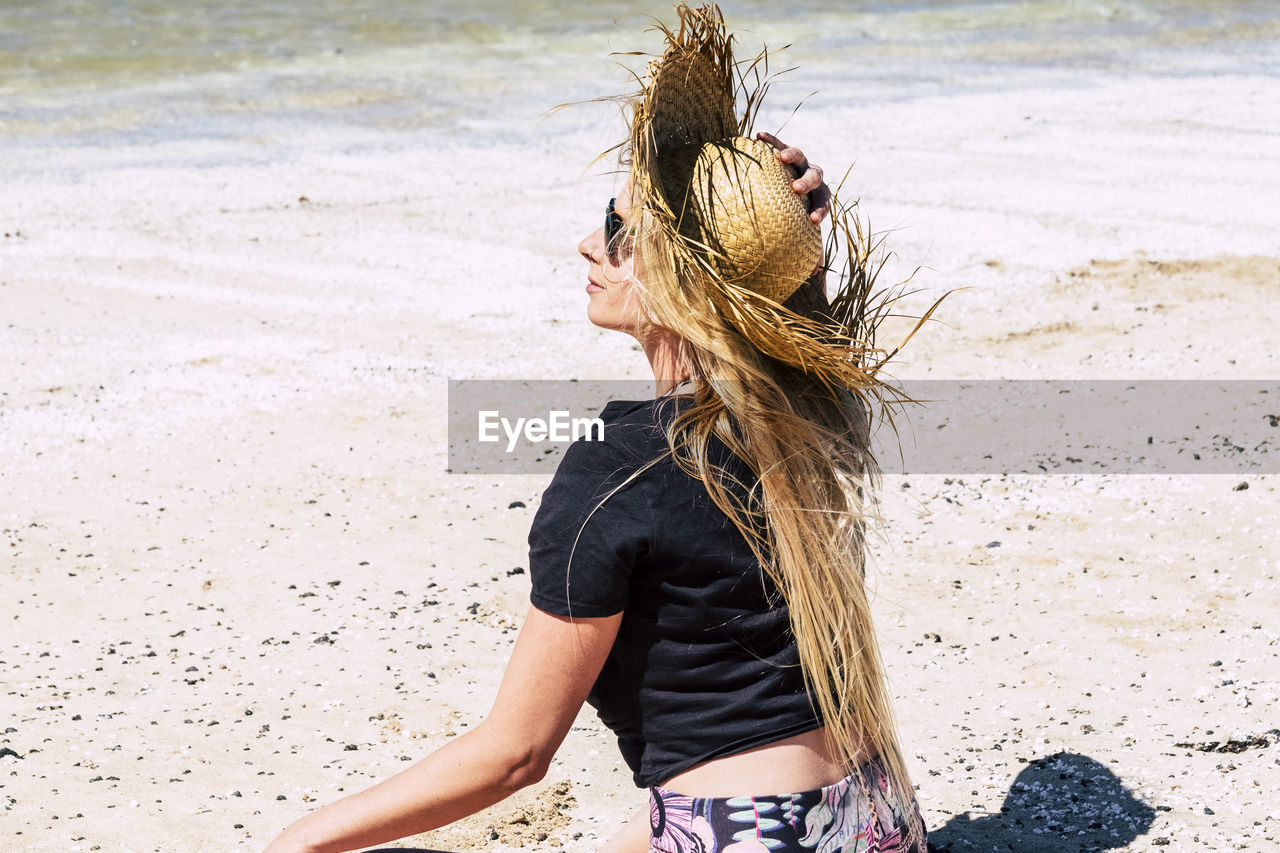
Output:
[579, 227, 603, 264]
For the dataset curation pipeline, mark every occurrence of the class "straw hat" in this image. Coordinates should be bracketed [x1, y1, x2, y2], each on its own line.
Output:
[613, 3, 904, 400]
[631, 4, 821, 304]
[591, 2, 949, 408]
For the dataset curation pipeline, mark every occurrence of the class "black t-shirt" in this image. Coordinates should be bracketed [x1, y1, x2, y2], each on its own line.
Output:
[527, 394, 823, 788]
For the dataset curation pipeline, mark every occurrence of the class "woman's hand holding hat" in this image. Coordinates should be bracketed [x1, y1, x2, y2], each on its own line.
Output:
[756, 131, 831, 224]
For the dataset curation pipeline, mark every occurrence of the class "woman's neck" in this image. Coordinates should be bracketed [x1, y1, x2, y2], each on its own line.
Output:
[637, 329, 690, 397]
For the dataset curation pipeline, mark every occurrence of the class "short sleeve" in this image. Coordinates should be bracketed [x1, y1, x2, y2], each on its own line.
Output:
[527, 437, 652, 618]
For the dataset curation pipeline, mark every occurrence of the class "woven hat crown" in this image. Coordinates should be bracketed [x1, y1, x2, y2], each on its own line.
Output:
[662, 136, 822, 304]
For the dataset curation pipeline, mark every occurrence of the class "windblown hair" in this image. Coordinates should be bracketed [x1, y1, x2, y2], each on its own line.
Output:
[620, 200, 920, 821]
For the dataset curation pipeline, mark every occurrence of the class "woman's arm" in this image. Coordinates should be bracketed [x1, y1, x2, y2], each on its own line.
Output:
[263, 605, 623, 853]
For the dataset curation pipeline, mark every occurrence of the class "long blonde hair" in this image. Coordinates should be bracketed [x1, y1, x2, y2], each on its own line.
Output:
[615, 197, 918, 818]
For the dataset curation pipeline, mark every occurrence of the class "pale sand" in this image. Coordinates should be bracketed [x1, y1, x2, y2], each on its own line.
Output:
[3, 64, 1279, 853]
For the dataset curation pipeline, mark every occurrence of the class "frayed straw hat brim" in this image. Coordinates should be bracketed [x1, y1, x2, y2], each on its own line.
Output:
[602, 3, 949, 416]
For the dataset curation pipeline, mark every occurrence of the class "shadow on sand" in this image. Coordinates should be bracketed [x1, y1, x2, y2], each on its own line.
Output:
[927, 751, 1156, 853]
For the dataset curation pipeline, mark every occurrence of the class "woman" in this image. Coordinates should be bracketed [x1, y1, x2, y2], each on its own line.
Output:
[265, 5, 929, 852]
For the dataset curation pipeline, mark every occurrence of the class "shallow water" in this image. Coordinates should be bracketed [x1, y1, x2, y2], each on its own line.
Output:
[2, 0, 1277, 149]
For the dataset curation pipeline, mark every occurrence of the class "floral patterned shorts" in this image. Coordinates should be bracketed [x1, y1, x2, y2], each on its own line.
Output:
[647, 757, 927, 853]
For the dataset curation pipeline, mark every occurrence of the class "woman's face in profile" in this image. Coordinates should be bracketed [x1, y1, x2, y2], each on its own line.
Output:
[578, 183, 645, 335]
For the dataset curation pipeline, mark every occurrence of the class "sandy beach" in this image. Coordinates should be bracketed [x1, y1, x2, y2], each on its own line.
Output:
[3, 3, 1279, 851]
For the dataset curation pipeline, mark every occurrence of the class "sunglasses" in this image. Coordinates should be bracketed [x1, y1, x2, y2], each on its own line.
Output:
[605, 196, 624, 263]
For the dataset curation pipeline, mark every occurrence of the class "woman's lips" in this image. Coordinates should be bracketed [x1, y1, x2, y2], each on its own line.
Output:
[586, 279, 604, 293]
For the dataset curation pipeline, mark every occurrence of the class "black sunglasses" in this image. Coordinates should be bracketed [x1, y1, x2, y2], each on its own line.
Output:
[605, 196, 624, 262]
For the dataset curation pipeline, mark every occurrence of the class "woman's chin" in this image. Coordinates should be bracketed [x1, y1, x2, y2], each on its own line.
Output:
[585, 304, 616, 331]
[587, 315, 636, 337]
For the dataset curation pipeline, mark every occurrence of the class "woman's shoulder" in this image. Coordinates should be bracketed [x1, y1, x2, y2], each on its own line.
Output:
[583, 395, 686, 455]
[599, 393, 691, 427]
[552, 396, 677, 482]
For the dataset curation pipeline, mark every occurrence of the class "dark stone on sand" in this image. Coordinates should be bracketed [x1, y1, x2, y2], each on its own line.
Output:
[1175, 729, 1280, 753]
[1233, 481, 1249, 491]
[508, 500, 526, 508]
[986, 540, 1001, 548]
[0, 748, 23, 760]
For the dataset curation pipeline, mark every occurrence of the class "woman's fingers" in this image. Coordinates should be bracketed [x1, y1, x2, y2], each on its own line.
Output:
[806, 180, 831, 224]
[756, 131, 831, 224]
[756, 131, 808, 179]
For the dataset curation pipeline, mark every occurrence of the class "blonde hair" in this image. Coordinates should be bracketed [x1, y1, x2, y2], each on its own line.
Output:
[617, 197, 918, 822]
